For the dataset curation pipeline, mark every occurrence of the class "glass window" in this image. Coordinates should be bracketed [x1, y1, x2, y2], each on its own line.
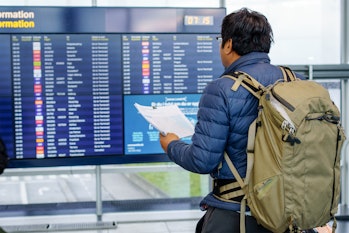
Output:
[226, 0, 341, 65]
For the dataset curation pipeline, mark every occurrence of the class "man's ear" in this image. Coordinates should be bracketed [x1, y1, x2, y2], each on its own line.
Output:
[223, 38, 233, 55]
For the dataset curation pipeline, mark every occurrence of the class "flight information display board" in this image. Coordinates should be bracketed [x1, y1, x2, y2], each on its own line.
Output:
[122, 34, 218, 94]
[12, 34, 123, 159]
[0, 7, 226, 167]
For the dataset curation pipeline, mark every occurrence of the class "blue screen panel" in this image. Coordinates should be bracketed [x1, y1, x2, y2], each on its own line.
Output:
[10, 34, 123, 160]
[124, 94, 201, 155]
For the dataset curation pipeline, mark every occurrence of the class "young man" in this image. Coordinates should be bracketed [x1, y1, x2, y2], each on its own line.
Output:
[160, 8, 286, 233]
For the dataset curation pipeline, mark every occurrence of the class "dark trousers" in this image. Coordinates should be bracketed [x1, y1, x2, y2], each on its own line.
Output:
[195, 207, 318, 233]
[195, 207, 273, 233]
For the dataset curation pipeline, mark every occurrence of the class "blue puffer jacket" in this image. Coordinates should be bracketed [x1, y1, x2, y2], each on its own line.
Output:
[167, 52, 286, 211]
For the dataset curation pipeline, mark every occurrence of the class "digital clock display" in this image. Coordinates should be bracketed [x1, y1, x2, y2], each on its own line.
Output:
[184, 15, 214, 26]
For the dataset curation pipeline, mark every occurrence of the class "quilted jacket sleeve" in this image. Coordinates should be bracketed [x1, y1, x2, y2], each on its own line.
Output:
[167, 77, 257, 177]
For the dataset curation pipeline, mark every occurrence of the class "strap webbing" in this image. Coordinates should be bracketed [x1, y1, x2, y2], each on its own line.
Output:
[240, 198, 246, 233]
[222, 72, 264, 99]
[245, 119, 256, 183]
[223, 152, 244, 188]
[219, 189, 245, 200]
[218, 180, 240, 191]
[231, 73, 246, 91]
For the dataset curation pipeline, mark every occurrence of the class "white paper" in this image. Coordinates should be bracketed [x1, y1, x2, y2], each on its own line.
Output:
[134, 103, 195, 138]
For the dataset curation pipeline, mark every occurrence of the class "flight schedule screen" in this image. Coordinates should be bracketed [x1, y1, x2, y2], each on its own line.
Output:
[0, 6, 226, 167]
[9, 33, 222, 159]
[11, 34, 123, 159]
[122, 34, 220, 95]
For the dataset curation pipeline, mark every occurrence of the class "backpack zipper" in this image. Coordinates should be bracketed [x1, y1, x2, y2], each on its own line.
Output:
[271, 88, 295, 112]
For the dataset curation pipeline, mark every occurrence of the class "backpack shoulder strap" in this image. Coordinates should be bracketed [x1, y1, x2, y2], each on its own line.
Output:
[220, 70, 262, 186]
[222, 71, 264, 99]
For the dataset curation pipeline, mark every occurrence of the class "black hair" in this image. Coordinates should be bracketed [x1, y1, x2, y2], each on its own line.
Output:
[221, 8, 274, 55]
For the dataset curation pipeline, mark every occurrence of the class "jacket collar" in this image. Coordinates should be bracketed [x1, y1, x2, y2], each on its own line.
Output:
[222, 52, 271, 75]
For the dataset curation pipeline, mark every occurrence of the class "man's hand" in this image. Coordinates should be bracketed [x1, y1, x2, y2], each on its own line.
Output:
[159, 133, 179, 153]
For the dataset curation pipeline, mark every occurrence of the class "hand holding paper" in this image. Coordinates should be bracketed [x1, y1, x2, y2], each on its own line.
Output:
[134, 103, 194, 138]
[159, 132, 180, 152]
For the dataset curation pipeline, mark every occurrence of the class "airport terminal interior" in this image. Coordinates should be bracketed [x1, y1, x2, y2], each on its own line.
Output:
[0, 0, 348, 232]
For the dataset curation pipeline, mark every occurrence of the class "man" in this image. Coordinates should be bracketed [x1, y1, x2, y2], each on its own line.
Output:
[160, 8, 286, 233]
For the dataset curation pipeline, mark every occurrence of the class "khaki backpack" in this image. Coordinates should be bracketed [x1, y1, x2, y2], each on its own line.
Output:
[219, 66, 346, 233]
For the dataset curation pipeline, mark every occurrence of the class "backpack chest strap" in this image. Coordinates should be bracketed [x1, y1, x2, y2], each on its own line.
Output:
[213, 179, 244, 202]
